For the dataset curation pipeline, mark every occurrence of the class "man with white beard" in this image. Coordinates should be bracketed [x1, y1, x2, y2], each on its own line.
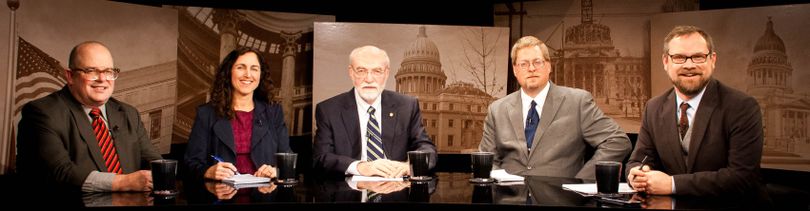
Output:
[313, 45, 437, 178]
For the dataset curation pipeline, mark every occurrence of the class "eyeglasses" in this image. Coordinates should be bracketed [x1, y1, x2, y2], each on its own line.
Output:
[71, 67, 121, 81]
[352, 67, 385, 78]
[515, 60, 545, 70]
[667, 53, 711, 64]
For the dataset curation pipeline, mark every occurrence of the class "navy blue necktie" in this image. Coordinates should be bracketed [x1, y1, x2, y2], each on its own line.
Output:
[525, 100, 540, 150]
[367, 107, 385, 161]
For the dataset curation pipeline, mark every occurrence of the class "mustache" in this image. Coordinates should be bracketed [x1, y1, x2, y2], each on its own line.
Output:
[677, 71, 702, 75]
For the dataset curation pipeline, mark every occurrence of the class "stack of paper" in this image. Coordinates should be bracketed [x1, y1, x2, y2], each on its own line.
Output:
[350, 175, 405, 182]
[491, 169, 524, 185]
[223, 174, 271, 185]
[229, 182, 272, 189]
[561, 183, 636, 196]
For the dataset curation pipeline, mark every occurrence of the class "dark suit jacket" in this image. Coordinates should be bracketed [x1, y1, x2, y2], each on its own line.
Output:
[16, 86, 162, 191]
[184, 101, 291, 179]
[627, 79, 766, 197]
[313, 89, 437, 176]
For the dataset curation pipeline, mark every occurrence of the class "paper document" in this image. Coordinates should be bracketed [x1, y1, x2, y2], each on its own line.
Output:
[223, 174, 271, 185]
[229, 182, 272, 189]
[350, 175, 404, 182]
[491, 169, 524, 182]
[562, 183, 636, 196]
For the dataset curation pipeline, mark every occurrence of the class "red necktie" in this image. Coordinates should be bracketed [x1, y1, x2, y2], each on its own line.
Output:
[678, 102, 690, 140]
[90, 107, 122, 174]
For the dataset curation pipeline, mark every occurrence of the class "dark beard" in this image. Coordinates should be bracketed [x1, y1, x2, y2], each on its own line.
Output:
[673, 77, 710, 97]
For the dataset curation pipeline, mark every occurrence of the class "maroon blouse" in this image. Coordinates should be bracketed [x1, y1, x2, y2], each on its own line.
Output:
[232, 110, 256, 174]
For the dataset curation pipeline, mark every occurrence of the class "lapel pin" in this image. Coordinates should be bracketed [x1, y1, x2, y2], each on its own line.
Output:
[389, 112, 394, 117]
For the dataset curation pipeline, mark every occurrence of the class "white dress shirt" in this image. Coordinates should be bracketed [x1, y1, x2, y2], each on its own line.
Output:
[346, 89, 383, 175]
[520, 84, 550, 131]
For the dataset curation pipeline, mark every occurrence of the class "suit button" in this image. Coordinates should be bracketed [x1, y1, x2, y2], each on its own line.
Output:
[527, 166, 532, 170]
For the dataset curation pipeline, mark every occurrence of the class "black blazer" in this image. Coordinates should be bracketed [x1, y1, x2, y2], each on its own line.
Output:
[627, 79, 767, 197]
[16, 86, 162, 191]
[313, 89, 437, 175]
[184, 101, 291, 179]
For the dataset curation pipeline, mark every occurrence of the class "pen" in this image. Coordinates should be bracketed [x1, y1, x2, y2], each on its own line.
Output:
[210, 155, 240, 175]
[639, 155, 649, 170]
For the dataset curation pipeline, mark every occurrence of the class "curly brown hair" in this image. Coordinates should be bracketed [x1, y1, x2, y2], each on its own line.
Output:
[209, 47, 275, 120]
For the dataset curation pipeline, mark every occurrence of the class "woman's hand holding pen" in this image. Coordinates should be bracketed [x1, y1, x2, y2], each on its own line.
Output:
[205, 162, 239, 180]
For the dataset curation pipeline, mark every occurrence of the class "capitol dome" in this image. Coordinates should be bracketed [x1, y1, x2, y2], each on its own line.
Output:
[395, 26, 447, 95]
[746, 17, 793, 95]
[403, 27, 440, 62]
[754, 18, 786, 53]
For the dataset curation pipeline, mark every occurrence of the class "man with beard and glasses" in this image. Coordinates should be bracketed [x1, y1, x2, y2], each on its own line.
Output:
[626, 26, 769, 201]
[313, 45, 437, 179]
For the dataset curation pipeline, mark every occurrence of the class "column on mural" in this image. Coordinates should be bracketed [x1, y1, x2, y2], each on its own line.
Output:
[212, 9, 245, 62]
[279, 32, 301, 134]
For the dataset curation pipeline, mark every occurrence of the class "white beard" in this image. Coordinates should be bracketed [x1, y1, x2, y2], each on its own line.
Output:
[359, 89, 380, 103]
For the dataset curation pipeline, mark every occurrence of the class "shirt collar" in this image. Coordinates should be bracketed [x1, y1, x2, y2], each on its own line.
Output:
[675, 85, 707, 110]
[82, 103, 108, 120]
[520, 83, 550, 107]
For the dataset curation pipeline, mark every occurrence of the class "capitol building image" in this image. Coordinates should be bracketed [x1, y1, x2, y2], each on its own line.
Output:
[395, 26, 497, 153]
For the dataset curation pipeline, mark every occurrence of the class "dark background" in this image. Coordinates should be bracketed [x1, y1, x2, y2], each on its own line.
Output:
[118, 0, 810, 27]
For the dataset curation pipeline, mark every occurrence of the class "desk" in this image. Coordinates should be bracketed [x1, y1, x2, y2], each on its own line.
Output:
[22, 173, 766, 209]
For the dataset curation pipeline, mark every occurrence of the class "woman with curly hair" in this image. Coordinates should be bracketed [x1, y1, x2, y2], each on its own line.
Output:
[185, 47, 291, 181]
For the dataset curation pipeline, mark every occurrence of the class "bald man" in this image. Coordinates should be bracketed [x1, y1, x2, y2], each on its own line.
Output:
[17, 41, 162, 192]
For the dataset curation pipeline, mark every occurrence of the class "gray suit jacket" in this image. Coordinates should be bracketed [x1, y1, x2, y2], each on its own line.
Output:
[479, 83, 630, 180]
[16, 86, 162, 191]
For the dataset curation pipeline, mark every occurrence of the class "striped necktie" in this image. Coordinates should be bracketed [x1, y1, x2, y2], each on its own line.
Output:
[366, 106, 385, 161]
[90, 107, 122, 173]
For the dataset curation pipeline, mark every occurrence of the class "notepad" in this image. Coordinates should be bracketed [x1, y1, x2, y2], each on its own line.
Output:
[491, 169, 525, 182]
[223, 174, 271, 185]
[229, 181, 272, 189]
[350, 175, 405, 182]
[562, 183, 635, 196]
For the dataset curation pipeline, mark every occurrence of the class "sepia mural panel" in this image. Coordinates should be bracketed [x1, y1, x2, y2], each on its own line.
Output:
[314, 23, 509, 153]
[652, 4, 810, 171]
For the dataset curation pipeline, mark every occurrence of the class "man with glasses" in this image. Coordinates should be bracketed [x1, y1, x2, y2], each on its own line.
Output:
[313, 45, 436, 179]
[479, 36, 630, 180]
[17, 41, 162, 192]
[626, 26, 768, 199]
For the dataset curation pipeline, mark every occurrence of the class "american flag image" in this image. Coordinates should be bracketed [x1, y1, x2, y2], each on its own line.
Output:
[13, 37, 67, 119]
